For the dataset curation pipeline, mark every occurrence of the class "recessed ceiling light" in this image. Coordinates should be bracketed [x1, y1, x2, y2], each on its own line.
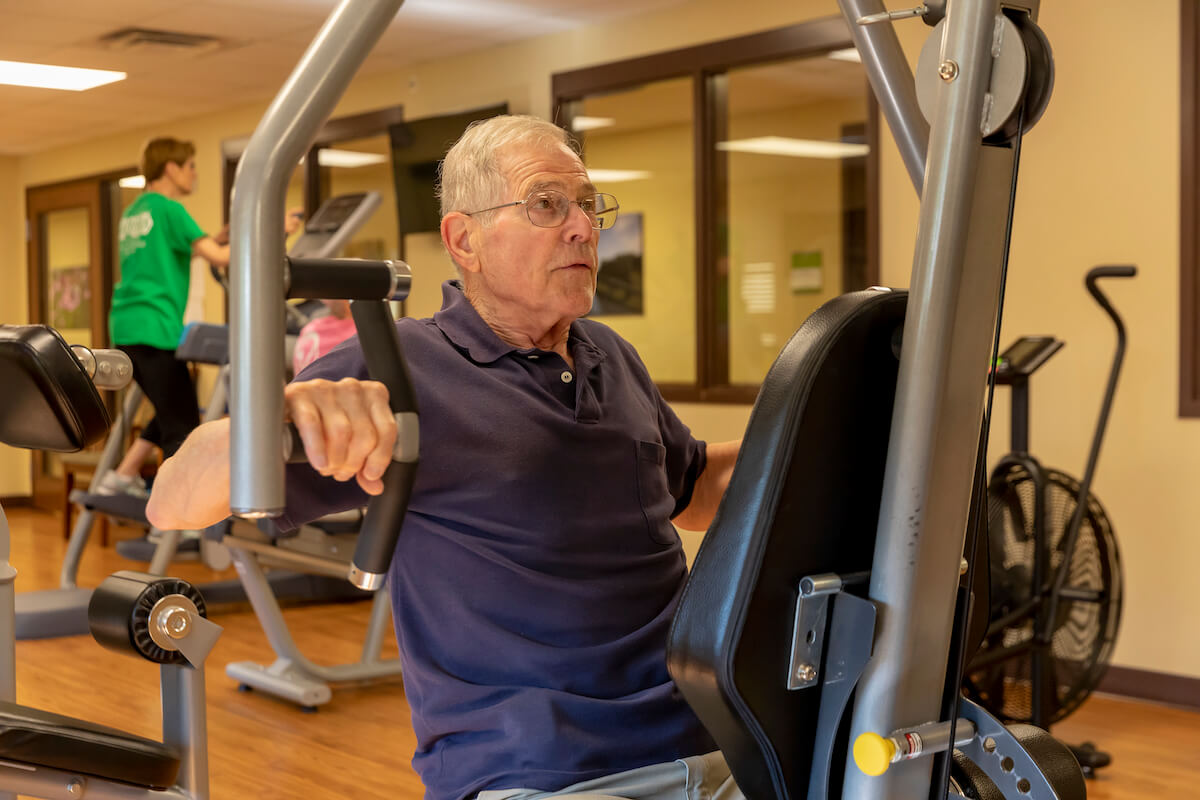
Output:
[571, 116, 616, 132]
[587, 169, 652, 183]
[828, 48, 862, 63]
[118, 175, 145, 189]
[717, 137, 869, 159]
[316, 149, 388, 168]
[0, 60, 125, 91]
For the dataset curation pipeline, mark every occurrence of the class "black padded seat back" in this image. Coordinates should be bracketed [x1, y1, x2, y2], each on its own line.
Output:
[0, 325, 109, 452]
[667, 289, 906, 800]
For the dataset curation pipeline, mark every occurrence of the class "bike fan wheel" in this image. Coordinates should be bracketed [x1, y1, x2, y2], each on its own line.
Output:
[965, 464, 1123, 724]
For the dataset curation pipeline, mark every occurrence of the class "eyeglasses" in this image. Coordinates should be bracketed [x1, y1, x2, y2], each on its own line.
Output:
[466, 189, 619, 231]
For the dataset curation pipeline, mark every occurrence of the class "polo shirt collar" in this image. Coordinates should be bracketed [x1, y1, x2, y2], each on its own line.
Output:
[432, 280, 605, 366]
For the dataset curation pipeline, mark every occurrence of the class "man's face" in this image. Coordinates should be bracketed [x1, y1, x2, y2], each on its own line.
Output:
[469, 142, 599, 330]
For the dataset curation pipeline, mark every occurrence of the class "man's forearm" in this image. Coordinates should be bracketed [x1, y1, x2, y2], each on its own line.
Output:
[674, 439, 741, 532]
[146, 418, 233, 530]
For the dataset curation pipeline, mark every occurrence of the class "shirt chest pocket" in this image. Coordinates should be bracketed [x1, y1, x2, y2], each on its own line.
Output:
[636, 440, 679, 546]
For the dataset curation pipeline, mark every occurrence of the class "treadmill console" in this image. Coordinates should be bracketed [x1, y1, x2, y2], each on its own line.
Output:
[288, 191, 383, 259]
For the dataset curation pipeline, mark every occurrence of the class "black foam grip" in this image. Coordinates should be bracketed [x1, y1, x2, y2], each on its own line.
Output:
[352, 299, 419, 581]
[88, 571, 206, 665]
[287, 257, 394, 300]
[354, 461, 417, 579]
[286, 423, 307, 464]
[353, 301, 418, 413]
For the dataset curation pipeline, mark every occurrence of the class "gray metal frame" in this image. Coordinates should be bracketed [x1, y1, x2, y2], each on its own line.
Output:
[224, 547, 399, 708]
[834, 1, 1043, 799]
[229, 0, 406, 517]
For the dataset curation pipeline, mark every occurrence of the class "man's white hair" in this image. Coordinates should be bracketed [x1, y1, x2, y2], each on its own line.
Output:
[438, 115, 580, 223]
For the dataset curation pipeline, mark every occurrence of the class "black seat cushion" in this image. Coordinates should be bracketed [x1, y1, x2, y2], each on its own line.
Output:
[71, 490, 150, 527]
[0, 325, 109, 452]
[667, 289, 906, 800]
[0, 701, 180, 789]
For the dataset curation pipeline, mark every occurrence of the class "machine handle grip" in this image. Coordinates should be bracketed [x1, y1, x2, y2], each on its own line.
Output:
[286, 257, 411, 302]
[282, 299, 418, 590]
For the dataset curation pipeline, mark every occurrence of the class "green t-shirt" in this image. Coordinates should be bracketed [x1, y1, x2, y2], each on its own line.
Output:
[109, 192, 206, 349]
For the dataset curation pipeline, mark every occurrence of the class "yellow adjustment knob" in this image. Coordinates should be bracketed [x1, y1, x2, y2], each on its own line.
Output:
[853, 732, 896, 777]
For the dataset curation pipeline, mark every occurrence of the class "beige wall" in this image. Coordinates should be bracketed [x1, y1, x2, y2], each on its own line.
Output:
[0, 156, 27, 494]
[0, 0, 1194, 681]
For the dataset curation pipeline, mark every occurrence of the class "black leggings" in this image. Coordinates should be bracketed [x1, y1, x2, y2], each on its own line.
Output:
[118, 344, 201, 460]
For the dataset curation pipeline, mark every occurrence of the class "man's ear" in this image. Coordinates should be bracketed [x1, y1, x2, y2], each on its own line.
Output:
[441, 212, 480, 274]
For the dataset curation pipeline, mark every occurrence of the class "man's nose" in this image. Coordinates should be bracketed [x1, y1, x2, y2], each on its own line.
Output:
[561, 203, 595, 242]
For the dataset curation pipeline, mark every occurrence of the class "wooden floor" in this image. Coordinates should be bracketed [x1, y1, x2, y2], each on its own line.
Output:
[2, 506, 1197, 799]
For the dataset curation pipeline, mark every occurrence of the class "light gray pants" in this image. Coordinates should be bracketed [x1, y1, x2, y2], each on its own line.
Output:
[477, 751, 744, 800]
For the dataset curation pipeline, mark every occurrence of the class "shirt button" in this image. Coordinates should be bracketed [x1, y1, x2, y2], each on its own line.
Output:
[560, 371, 574, 384]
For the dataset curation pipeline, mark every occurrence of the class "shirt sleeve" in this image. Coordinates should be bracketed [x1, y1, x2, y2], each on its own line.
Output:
[274, 339, 372, 531]
[657, 391, 707, 519]
[165, 199, 207, 252]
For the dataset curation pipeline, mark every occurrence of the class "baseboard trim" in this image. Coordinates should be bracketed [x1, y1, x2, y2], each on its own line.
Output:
[1098, 665, 1200, 710]
[0, 495, 32, 508]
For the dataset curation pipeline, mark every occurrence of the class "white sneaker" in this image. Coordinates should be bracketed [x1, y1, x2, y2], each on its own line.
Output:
[95, 471, 149, 499]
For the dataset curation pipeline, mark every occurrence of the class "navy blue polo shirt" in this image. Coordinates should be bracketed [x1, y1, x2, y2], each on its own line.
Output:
[280, 281, 716, 800]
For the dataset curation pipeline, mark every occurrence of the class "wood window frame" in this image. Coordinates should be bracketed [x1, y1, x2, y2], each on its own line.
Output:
[1182, 0, 1200, 415]
[553, 17, 879, 404]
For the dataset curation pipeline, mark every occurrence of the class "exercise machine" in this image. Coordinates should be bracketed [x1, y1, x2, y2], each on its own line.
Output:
[0, 324, 221, 799]
[966, 265, 1134, 776]
[224, 1, 1083, 799]
[668, 2, 1087, 800]
[15, 191, 382, 640]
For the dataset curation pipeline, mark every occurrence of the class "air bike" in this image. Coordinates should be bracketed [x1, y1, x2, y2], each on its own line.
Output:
[224, 1, 1086, 799]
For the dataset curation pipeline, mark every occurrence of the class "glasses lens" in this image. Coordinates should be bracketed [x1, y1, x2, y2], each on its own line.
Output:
[525, 190, 569, 228]
[591, 194, 618, 230]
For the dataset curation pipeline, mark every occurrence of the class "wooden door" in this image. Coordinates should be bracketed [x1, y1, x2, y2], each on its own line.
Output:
[25, 179, 108, 511]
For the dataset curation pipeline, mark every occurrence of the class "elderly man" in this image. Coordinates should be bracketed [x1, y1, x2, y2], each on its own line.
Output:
[148, 114, 743, 800]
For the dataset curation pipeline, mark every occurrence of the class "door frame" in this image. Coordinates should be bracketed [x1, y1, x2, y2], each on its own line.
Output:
[25, 169, 135, 509]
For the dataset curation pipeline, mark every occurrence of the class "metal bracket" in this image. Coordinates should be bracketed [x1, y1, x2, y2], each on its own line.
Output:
[787, 572, 869, 689]
[787, 574, 839, 689]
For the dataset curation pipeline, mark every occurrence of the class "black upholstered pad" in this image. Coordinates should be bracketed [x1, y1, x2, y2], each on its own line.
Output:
[0, 701, 180, 789]
[0, 325, 109, 452]
[667, 289, 906, 800]
[71, 490, 150, 527]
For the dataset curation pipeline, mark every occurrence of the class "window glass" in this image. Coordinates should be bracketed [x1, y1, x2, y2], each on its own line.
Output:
[722, 54, 869, 384]
[320, 134, 397, 261]
[567, 76, 697, 384]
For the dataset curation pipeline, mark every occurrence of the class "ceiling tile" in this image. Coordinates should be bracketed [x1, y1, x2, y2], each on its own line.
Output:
[0, 0, 177, 26]
[0, 12, 115, 47]
[139, 2, 324, 43]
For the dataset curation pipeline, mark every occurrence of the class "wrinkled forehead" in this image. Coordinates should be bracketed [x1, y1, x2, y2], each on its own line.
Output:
[496, 141, 595, 197]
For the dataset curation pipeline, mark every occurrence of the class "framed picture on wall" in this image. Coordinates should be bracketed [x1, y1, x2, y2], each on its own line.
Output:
[50, 265, 91, 330]
[591, 212, 644, 316]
